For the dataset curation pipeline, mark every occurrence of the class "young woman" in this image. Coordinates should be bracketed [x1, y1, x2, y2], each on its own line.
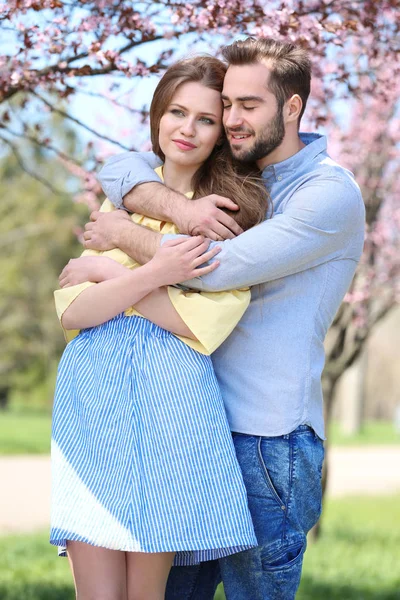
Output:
[51, 56, 268, 600]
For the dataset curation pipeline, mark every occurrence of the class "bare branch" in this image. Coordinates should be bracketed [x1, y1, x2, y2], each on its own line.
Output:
[0, 135, 66, 196]
[30, 90, 134, 151]
[75, 88, 149, 117]
[5, 125, 83, 166]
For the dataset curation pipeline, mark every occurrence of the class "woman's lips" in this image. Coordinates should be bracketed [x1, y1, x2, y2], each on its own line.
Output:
[173, 139, 197, 151]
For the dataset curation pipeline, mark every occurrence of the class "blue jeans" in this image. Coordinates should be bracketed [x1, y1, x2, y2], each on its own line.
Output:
[165, 425, 324, 600]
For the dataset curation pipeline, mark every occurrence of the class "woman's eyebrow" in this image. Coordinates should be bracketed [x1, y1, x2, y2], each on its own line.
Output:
[170, 103, 218, 118]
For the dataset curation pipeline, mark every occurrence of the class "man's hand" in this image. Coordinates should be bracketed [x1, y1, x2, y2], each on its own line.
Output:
[176, 195, 244, 241]
[83, 209, 132, 251]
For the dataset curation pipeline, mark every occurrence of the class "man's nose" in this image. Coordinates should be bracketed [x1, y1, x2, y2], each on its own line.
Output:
[180, 118, 196, 137]
[224, 107, 243, 129]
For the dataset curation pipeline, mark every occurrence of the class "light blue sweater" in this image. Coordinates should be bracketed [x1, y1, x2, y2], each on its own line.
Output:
[98, 134, 365, 439]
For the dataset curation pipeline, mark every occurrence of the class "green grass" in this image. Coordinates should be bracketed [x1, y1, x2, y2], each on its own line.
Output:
[328, 420, 400, 446]
[0, 535, 73, 600]
[1, 409, 399, 455]
[0, 411, 51, 454]
[215, 495, 400, 600]
[1, 496, 399, 600]
[297, 495, 400, 600]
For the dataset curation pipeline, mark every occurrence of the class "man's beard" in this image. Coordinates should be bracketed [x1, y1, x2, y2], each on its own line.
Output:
[228, 108, 285, 163]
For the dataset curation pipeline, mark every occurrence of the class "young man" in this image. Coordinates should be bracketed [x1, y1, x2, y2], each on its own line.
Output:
[84, 38, 365, 599]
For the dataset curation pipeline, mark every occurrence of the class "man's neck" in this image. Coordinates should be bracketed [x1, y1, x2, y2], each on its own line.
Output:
[163, 160, 197, 195]
[257, 133, 306, 171]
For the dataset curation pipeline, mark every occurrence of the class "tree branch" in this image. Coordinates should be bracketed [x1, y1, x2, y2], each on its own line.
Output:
[1, 35, 167, 103]
[30, 91, 134, 150]
[0, 135, 67, 196]
[4, 125, 83, 166]
[75, 88, 149, 117]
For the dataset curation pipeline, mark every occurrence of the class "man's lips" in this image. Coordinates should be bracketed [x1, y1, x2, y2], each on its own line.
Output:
[172, 139, 197, 150]
[228, 132, 252, 144]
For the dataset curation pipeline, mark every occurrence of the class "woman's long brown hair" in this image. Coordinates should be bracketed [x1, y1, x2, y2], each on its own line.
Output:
[149, 56, 268, 231]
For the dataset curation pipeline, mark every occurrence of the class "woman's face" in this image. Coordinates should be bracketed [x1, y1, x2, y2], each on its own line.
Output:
[158, 81, 223, 169]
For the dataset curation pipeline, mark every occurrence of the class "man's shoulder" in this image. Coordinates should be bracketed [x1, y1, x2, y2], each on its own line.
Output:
[301, 154, 362, 201]
[287, 155, 365, 226]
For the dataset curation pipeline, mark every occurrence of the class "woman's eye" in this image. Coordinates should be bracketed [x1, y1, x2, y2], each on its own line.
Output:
[170, 109, 184, 117]
[199, 117, 214, 125]
[223, 105, 231, 110]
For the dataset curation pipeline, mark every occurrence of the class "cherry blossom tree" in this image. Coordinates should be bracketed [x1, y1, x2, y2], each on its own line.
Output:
[1, 2, 399, 506]
[316, 77, 400, 522]
[1, 1, 398, 191]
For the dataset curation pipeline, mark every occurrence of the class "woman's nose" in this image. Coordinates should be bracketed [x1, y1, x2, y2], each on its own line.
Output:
[179, 118, 196, 137]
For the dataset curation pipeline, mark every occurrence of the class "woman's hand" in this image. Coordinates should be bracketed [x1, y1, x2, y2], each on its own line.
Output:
[147, 236, 221, 287]
[59, 256, 129, 288]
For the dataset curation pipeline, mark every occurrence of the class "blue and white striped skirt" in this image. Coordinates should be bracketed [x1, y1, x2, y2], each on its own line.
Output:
[50, 314, 257, 565]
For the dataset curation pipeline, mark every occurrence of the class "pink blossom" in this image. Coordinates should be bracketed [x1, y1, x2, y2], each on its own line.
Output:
[0, 0, 398, 333]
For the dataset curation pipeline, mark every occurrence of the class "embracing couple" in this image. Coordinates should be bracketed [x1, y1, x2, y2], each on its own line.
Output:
[50, 37, 365, 600]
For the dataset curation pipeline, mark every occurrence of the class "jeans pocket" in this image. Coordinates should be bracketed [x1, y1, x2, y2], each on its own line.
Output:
[257, 437, 286, 509]
[262, 539, 306, 572]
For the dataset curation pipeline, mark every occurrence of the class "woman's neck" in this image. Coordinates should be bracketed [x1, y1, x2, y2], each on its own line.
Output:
[162, 159, 198, 195]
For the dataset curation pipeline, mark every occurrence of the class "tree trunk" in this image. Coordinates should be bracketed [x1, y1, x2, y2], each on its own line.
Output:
[308, 373, 338, 542]
[0, 387, 10, 410]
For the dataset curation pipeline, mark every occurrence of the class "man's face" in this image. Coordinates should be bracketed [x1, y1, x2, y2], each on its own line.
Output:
[222, 63, 285, 164]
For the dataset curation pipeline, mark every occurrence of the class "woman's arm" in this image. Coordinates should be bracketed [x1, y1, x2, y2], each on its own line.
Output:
[58, 256, 198, 339]
[61, 236, 221, 330]
[58, 252, 248, 348]
[62, 267, 159, 330]
[59, 256, 197, 340]
[134, 288, 196, 340]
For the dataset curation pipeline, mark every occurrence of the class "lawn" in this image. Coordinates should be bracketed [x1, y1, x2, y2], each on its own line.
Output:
[1, 409, 399, 455]
[215, 495, 400, 599]
[0, 496, 399, 600]
[328, 420, 400, 447]
[0, 412, 51, 455]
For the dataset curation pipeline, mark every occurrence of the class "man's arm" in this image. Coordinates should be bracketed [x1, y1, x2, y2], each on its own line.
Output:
[83, 210, 161, 265]
[98, 151, 162, 208]
[160, 173, 366, 292]
[97, 151, 243, 240]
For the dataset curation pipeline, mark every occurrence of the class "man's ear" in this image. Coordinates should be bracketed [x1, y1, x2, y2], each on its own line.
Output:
[285, 94, 303, 123]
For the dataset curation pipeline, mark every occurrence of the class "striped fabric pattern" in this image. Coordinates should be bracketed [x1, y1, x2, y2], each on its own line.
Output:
[50, 314, 257, 565]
